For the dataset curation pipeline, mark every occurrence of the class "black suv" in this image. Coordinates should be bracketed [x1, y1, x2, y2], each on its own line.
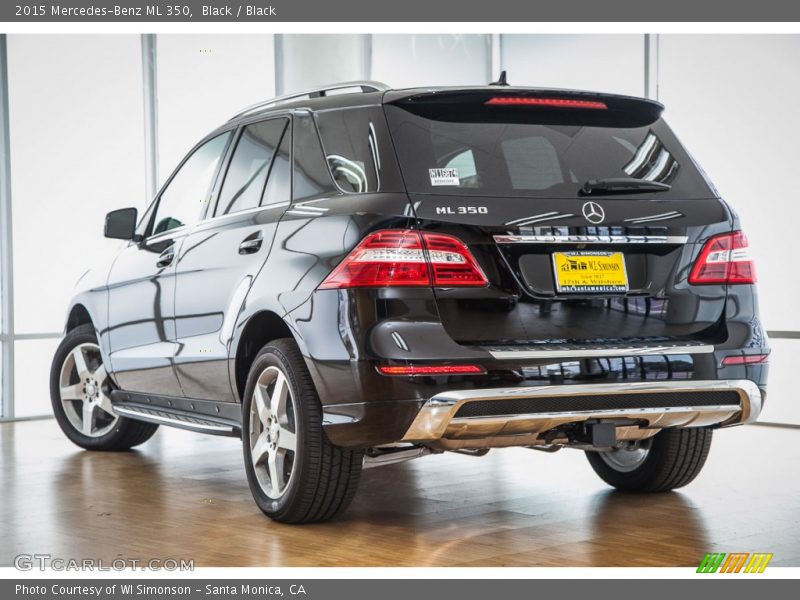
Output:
[50, 82, 769, 523]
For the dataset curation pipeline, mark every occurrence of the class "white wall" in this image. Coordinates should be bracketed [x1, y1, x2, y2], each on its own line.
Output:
[372, 35, 489, 88]
[156, 34, 275, 187]
[7, 35, 146, 417]
[279, 35, 368, 94]
[501, 34, 646, 96]
[658, 35, 800, 331]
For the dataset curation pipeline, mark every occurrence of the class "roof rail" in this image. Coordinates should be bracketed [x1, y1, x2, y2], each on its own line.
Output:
[229, 81, 390, 121]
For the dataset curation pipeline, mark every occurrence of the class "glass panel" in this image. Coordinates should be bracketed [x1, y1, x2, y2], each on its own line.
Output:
[279, 35, 367, 93]
[156, 34, 275, 186]
[292, 114, 336, 201]
[758, 338, 800, 426]
[14, 338, 59, 418]
[372, 35, 489, 88]
[216, 119, 287, 216]
[151, 132, 231, 236]
[501, 34, 645, 97]
[7, 35, 145, 334]
[659, 34, 800, 331]
[262, 125, 291, 206]
[316, 108, 385, 193]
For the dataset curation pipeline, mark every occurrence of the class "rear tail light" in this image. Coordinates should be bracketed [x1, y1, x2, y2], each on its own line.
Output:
[485, 97, 608, 110]
[319, 229, 488, 289]
[688, 231, 756, 285]
[721, 354, 769, 366]
[377, 364, 486, 376]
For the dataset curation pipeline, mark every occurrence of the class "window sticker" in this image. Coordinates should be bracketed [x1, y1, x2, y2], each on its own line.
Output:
[429, 168, 460, 186]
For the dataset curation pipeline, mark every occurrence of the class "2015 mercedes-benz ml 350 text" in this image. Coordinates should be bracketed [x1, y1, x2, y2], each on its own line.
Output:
[51, 81, 769, 523]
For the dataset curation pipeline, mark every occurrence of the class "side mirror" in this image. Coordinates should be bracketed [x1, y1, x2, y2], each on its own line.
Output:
[104, 207, 138, 241]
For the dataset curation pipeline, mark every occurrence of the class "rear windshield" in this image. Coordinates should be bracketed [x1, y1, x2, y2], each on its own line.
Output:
[384, 104, 715, 199]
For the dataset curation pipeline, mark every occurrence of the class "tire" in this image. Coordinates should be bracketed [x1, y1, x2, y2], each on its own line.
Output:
[50, 324, 159, 451]
[585, 427, 713, 492]
[241, 338, 363, 523]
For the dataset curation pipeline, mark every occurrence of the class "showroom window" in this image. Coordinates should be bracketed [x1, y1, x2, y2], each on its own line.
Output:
[216, 118, 289, 216]
[150, 131, 232, 236]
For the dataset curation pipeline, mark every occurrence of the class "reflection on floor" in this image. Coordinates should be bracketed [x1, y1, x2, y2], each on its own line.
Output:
[1, 418, 798, 567]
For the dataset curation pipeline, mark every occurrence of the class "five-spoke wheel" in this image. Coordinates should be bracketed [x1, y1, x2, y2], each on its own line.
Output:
[248, 366, 298, 499]
[58, 342, 118, 438]
[50, 324, 159, 450]
[241, 338, 363, 523]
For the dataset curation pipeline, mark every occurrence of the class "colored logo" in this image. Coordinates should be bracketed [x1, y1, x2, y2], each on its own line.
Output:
[697, 552, 773, 573]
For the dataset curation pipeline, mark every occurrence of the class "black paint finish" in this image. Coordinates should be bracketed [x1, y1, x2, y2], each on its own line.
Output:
[60, 86, 769, 448]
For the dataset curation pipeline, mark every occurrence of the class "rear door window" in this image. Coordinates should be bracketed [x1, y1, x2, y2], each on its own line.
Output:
[216, 118, 289, 216]
[292, 112, 338, 201]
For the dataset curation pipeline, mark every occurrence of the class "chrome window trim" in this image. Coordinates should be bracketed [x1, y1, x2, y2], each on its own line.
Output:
[493, 234, 689, 245]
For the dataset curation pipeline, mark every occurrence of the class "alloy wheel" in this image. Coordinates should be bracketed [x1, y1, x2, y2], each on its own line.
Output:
[59, 342, 119, 438]
[249, 366, 298, 499]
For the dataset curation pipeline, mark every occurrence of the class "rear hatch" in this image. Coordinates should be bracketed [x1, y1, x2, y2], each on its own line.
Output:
[384, 88, 731, 349]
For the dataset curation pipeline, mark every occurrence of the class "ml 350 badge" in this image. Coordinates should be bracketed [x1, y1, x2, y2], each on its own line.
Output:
[552, 251, 628, 293]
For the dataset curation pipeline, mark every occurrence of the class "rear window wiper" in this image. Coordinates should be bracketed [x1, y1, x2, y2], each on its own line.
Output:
[580, 177, 671, 196]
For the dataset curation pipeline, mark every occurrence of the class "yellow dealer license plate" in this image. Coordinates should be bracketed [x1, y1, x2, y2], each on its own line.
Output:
[552, 251, 628, 293]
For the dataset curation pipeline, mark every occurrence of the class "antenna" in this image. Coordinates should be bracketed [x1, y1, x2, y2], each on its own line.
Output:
[490, 70, 509, 87]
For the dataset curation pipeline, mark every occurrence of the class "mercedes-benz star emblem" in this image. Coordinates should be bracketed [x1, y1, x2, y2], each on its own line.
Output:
[582, 201, 605, 224]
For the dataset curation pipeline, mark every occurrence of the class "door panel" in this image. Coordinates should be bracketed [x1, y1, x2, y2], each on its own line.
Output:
[172, 206, 287, 401]
[173, 118, 291, 401]
[107, 130, 233, 395]
[107, 233, 186, 396]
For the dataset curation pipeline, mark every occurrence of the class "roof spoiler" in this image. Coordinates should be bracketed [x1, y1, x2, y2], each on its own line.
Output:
[385, 88, 664, 127]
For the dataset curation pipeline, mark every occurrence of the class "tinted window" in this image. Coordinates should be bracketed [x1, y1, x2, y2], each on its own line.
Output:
[263, 124, 291, 206]
[292, 113, 337, 201]
[216, 118, 288, 216]
[151, 132, 231, 236]
[384, 105, 714, 199]
[316, 108, 384, 193]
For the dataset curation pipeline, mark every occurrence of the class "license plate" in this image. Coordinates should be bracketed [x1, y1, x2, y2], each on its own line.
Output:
[552, 251, 628, 293]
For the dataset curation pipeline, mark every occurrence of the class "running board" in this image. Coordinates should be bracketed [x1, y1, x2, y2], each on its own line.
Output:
[110, 391, 241, 437]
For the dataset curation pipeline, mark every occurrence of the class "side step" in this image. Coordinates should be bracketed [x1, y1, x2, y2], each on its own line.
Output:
[110, 390, 241, 437]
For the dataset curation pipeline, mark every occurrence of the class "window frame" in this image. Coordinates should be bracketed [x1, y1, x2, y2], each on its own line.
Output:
[210, 115, 292, 219]
[138, 128, 235, 241]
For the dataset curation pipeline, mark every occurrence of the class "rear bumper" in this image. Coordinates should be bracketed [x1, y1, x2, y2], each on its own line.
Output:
[399, 379, 761, 450]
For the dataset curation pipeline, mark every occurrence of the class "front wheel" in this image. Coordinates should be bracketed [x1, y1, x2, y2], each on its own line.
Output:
[585, 428, 713, 492]
[50, 324, 159, 450]
[241, 338, 363, 523]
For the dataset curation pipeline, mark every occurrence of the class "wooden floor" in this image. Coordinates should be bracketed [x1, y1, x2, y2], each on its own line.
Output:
[1, 418, 798, 567]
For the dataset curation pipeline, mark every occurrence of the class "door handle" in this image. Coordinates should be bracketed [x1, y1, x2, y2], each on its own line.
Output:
[156, 248, 175, 268]
[239, 234, 263, 255]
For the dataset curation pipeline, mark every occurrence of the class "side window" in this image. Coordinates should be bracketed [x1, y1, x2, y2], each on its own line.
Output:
[216, 118, 288, 216]
[262, 123, 291, 206]
[292, 113, 337, 201]
[316, 107, 383, 193]
[151, 132, 231, 236]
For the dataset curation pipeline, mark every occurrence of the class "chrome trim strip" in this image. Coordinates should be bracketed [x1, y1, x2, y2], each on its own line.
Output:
[493, 234, 689, 245]
[401, 379, 762, 444]
[487, 344, 714, 360]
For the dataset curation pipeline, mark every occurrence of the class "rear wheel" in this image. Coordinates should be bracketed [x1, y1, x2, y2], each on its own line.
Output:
[50, 324, 159, 450]
[242, 338, 363, 523]
[585, 428, 713, 492]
